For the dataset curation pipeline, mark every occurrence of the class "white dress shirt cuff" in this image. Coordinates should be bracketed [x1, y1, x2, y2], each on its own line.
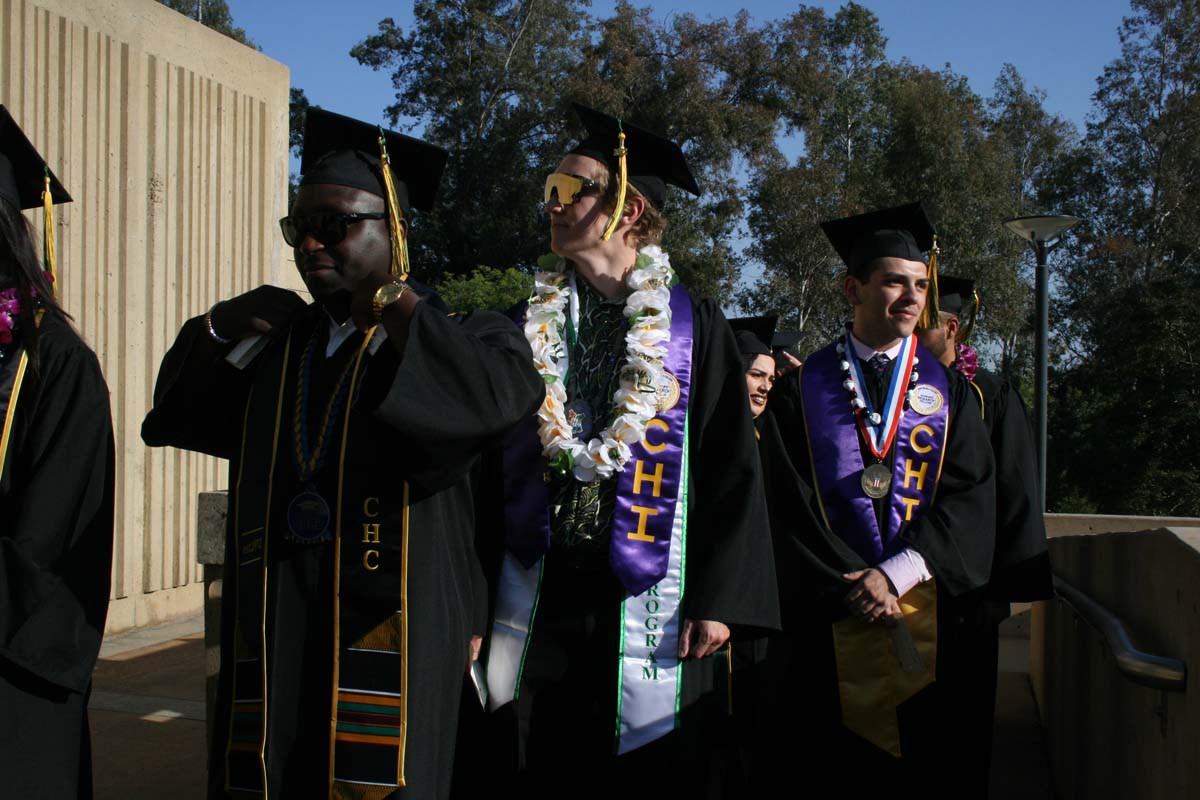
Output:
[876, 548, 932, 598]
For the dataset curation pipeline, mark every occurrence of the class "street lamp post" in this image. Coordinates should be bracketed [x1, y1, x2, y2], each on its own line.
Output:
[1002, 214, 1080, 511]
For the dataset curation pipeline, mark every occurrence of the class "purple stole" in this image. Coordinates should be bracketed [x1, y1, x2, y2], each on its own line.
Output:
[488, 282, 695, 753]
[500, 283, 694, 595]
[800, 334, 950, 757]
[799, 336, 949, 563]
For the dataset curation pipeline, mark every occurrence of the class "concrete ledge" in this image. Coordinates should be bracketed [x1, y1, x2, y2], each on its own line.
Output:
[1045, 513, 1200, 538]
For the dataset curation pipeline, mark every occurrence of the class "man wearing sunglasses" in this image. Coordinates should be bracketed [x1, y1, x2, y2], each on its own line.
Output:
[482, 104, 778, 795]
[142, 108, 542, 800]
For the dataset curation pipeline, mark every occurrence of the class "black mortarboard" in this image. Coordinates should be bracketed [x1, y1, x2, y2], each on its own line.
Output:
[936, 275, 976, 317]
[729, 315, 778, 358]
[771, 330, 802, 351]
[0, 105, 71, 211]
[819, 202, 936, 279]
[299, 108, 448, 216]
[569, 103, 700, 210]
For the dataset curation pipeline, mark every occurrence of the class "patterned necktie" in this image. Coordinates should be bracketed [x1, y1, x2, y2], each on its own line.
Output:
[868, 353, 891, 384]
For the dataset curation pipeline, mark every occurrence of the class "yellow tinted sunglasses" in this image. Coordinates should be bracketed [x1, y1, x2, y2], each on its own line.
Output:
[543, 172, 605, 206]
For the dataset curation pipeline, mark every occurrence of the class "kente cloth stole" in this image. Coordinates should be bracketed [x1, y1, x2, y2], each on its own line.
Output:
[0, 345, 30, 491]
[225, 326, 411, 800]
[799, 337, 950, 758]
[488, 283, 694, 755]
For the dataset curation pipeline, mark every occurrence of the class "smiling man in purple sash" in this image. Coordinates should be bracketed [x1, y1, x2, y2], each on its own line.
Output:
[752, 203, 996, 796]
[482, 105, 779, 795]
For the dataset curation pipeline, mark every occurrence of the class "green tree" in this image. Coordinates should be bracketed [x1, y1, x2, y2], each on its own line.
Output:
[736, 4, 884, 351]
[561, 4, 783, 298]
[1043, 0, 1200, 515]
[351, 0, 592, 284]
[743, 4, 1075, 367]
[288, 88, 319, 206]
[352, 2, 782, 299]
[981, 64, 1076, 379]
[158, 0, 255, 47]
[436, 265, 533, 313]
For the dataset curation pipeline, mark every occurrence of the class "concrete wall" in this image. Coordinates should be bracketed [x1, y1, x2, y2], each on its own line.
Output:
[0, 0, 295, 632]
[1033, 523, 1200, 800]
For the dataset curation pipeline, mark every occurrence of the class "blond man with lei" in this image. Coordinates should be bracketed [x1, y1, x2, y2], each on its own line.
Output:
[479, 105, 779, 796]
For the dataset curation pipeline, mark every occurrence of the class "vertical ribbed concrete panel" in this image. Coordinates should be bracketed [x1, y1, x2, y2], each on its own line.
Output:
[0, 0, 295, 632]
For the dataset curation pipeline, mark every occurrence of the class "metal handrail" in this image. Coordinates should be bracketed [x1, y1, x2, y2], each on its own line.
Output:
[1053, 574, 1187, 692]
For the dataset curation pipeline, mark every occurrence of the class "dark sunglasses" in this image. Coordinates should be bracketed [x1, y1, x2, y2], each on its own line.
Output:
[279, 212, 387, 247]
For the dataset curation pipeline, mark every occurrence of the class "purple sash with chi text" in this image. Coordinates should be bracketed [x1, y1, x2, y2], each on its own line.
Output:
[799, 339, 949, 564]
[501, 285, 694, 595]
[610, 286, 692, 595]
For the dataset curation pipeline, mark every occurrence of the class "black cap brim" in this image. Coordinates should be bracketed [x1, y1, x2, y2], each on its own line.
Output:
[299, 108, 448, 214]
[0, 105, 71, 211]
[569, 103, 700, 208]
[771, 330, 802, 350]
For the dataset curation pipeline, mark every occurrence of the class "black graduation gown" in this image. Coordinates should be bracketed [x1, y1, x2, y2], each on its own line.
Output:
[753, 351, 996, 797]
[483, 295, 780, 798]
[141, 295, 542, 800]
[970, 368, 1053, 604]
[0, 315, 115, 799]
[952, 367, 1054, 795]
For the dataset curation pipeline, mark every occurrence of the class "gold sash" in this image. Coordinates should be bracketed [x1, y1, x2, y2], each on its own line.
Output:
[831, 580, 938, 757]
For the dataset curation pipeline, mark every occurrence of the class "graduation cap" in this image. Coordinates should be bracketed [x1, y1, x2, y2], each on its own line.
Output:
[729, 315, 778, 358]
[568, 103, 700, 240]
[819, 201, 942, 327]
[936, 275, 975, 317]
[0, 105, 71, 296]
[0, 106, 71, 210]
[300, 108, 447, 216]
[299, 108, 448, 280]
[771, 329, 802, 353]
[935, 274, 980, 342]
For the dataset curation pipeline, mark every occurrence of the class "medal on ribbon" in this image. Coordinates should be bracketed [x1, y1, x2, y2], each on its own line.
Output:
[842, 333, 916, 497]
[287, 490, 332, 543]
[288, 326, 358, 543]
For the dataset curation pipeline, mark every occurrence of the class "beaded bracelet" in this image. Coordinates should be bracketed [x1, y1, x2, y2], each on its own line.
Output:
[205, 304, 233, 345]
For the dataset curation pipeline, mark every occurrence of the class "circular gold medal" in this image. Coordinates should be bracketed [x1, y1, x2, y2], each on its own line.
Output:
[861, 463, 892, 499]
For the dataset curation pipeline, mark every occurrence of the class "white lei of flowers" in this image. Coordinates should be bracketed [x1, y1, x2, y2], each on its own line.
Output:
[524, 245, 675, 482]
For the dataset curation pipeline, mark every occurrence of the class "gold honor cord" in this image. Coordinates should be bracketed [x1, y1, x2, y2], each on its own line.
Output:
[378, 128, 410, 281]
[0, 309, 47, 488]
[0, 352, 30, 481]
[600, 125, 628, 242]
[916, 235, 940, 330]
[42, 169, 58, 298]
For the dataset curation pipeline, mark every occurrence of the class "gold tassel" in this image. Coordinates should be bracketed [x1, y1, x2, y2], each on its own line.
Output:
[42, 170, 59, 298]
[959, 288, 980, 344]
[600, 124, 627, 242]
[377, 127, 410, 280]
[917, 235, 940, 329]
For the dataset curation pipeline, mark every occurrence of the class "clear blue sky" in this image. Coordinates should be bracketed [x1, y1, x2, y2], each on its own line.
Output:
[226, 0, 1133, 136]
